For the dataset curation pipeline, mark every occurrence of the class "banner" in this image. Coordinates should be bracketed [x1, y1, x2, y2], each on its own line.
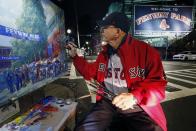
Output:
[0, 24, 41, 41]
[134, 5, 193, 36]
[0, 56, 22, 60]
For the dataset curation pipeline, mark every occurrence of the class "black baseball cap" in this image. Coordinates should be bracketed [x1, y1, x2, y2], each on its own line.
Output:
[98, 12, 130, 33]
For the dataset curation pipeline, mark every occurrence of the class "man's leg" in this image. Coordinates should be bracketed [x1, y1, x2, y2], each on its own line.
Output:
[124, 111, 163, 131]
[75, 100, 115, 131]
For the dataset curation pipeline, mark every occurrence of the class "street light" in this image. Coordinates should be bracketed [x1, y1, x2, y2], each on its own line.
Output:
[66, 28, 72, 42]
[67, 29, 71, 34]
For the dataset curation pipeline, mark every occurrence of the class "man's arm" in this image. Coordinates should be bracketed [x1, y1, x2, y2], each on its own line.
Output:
[73, 55, 98, 80]
[66, 43, 98, 80]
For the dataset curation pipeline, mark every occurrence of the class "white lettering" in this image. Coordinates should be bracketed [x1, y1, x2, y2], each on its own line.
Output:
[170, 12, 191, 26]
[4, 26, 40, 41]
[136, 12, 169, 25]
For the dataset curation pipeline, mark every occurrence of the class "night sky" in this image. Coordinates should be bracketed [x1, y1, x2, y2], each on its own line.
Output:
[52, 0, 122, 46]
[63, 0, 121, 34]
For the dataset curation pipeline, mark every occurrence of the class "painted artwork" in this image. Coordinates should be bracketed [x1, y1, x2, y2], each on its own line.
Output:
[0, 0, 66, 105]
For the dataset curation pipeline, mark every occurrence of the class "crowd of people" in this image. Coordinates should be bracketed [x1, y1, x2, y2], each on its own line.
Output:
[0, 57, 68, 94]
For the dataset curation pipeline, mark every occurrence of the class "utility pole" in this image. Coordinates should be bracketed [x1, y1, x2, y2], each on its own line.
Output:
[165, 36, 169, 60]
[73, 0, 80, 48]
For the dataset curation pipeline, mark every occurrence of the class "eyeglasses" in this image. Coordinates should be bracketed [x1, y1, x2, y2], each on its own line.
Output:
[100, 25, 116, 31]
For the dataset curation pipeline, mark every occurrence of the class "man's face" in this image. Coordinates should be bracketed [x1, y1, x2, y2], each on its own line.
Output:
[100, 25, 118, 44]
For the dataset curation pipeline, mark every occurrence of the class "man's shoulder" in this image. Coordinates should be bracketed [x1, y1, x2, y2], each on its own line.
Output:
[131, 37, 149, 48]
[95, 50, 107, 61]
[130, 38, 159, 56]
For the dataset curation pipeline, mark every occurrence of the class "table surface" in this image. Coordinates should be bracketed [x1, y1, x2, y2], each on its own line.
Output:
[40, 102, 77, 131]
[0, 102, 77, 131]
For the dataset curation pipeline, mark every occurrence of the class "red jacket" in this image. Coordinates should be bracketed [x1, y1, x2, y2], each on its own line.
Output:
[73, 34, 167, 131]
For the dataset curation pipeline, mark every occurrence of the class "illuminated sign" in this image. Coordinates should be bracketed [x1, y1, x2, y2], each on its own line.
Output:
[134, 5, 193, 36]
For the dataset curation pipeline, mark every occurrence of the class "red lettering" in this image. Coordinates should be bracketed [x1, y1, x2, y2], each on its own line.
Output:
[120, 70, 125, 80]
[114, 68, 120, 79]
[106, 68, 112, 78]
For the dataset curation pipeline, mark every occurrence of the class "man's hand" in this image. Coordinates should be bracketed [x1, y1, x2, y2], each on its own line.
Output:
[112, 93, 137, 110]
[65, 42, 77, 58]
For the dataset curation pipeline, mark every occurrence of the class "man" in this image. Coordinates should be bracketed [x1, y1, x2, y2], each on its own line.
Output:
[67, 12, 167, 131]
